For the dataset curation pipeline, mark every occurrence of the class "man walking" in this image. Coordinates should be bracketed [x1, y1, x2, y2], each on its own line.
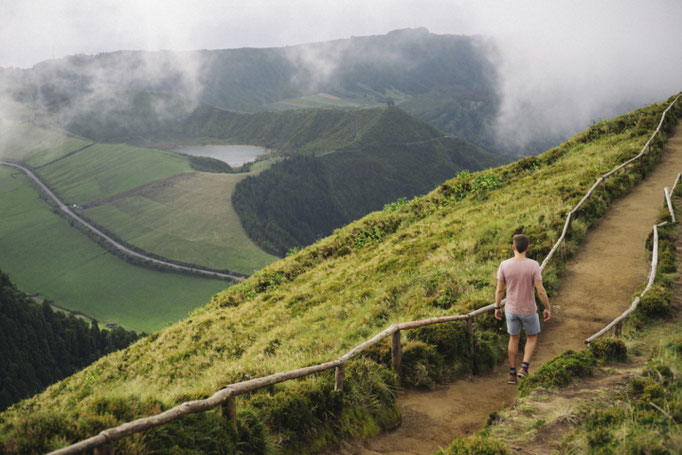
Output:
[495, 234, 551, 384]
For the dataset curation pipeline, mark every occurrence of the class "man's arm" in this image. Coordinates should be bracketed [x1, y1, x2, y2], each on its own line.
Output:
[495, 279, 505, 320]
[535, 280, 551, 321]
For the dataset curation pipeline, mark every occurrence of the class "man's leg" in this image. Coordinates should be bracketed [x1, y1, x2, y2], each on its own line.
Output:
[523, 334, 537, 364]
[508, 334, 520, 368]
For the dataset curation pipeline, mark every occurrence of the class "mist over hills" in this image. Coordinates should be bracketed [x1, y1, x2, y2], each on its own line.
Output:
[1, 28, 507, 153]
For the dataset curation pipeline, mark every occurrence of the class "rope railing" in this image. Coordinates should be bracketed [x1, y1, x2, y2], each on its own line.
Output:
[584, 172, 681, 344]
[47, 94, 681, 455]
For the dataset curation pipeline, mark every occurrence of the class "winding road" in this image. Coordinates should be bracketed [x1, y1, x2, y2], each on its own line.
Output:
[0, 161, 244, 282]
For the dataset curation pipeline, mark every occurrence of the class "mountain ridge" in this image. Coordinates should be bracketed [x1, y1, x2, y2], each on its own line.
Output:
[1, 28, 503, 153]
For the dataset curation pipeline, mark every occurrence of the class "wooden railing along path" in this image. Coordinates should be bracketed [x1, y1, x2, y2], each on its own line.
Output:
[584, 171, 681, 344]
[47, 94, 681, 455]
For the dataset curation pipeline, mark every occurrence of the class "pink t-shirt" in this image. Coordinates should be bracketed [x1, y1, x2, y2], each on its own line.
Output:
[497, 258, 542, 315]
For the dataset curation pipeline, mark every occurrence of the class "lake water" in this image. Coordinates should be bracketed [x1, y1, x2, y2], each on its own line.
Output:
[172, 145, 269, 167]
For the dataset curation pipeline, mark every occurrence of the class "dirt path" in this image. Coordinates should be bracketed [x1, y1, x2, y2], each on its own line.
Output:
[0, 161, 244, 282]
[484, 221, 682, 454]
[333, 119, 682, 455]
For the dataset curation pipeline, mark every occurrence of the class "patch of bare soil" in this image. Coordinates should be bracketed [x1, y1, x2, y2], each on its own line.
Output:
[330, 120, 682, 455]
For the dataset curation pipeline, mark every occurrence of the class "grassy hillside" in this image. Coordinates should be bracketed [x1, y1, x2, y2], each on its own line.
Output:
[1, 96, 679, 454]
[175, 104, 390, 154]
[65, 100, 449, 157]
[232, 107, 502, 255]
[0, 166, 228, 333]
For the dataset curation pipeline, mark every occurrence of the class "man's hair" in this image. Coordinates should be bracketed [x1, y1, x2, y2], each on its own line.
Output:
[513, 234, 530, 253]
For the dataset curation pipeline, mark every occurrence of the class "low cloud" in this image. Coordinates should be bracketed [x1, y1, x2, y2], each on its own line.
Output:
[475, 0, 682, 152]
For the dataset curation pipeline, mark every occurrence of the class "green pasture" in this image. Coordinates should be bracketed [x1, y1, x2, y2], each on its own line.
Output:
[83, 171, 278, 274]
[36, 143, 192, 204]
[0, 166, 228, 333]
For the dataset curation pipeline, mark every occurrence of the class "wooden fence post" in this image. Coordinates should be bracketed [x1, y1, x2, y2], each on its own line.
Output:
[221, 397, 237, 432]
[391, 330, 402, 381]
[334, 364, 345, 393]
[467, 318, 477, 374]
[614, 322, 622, 337]
[94, 444, 113, 455]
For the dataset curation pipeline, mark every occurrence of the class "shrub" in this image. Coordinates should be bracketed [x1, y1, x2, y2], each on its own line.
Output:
[249, 378, 341, 444]
[401, 341, 443, 387]
[518, 349, 597, 395]
[411, 323, 469, 364]
[584, 407, 626, 431]
[473, 331, 506, 374]
[589, 338, 627, 362]
[638, 284, 672, 318]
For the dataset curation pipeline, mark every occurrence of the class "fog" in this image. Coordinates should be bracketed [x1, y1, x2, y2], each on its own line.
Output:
[1, 0, 681, 152]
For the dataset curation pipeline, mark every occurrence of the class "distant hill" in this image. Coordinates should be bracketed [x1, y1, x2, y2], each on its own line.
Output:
[231, 106, 501, 255]
[1, 28, 504, 153]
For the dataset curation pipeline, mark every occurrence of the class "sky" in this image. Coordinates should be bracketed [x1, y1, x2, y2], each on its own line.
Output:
[2, 0, 680, 69]
[1, 0, 681, 149]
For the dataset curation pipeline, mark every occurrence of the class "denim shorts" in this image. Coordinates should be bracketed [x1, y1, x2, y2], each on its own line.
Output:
[505, 311, 541, 336]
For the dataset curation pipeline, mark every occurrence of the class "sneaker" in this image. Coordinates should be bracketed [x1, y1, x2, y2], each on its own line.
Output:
[518, 367, 529, 378]
[508, 372, 517, 384]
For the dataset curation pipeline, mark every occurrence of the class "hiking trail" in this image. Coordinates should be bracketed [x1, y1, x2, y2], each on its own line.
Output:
[332, 119, 682, 455]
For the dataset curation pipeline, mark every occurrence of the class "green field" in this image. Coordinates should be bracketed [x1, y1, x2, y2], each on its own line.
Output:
[26, 141, 277, 273]
[35, 143, 193, 204]
[0, 166, 229, 333]
[83, 171, 278, 274]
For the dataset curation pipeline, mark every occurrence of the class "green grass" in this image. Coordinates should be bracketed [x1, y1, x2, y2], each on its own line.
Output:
[0, 166, 228, 333]
[36, 143, 193, 205]
[1, 96, 679, 454]
[83, 171, 278, 274]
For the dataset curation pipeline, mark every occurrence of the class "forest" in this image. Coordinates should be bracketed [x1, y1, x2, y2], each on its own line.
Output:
[0, 270, 141, 411]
